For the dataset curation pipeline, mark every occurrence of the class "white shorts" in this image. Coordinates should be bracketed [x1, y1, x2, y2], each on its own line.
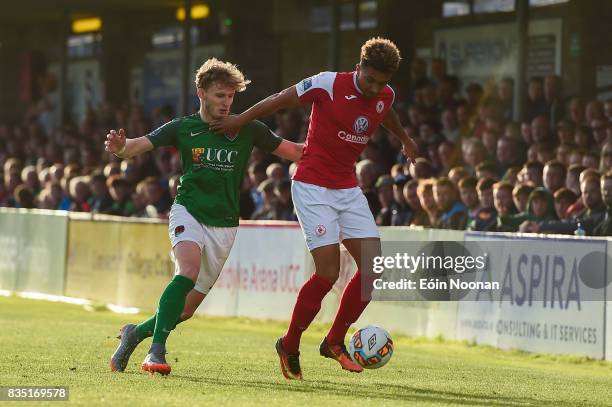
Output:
[292, 180, 379, 251]
[168, 203, 237, 294]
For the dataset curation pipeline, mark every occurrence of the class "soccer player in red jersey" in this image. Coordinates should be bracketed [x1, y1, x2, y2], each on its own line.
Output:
[212, 37, 418, 380]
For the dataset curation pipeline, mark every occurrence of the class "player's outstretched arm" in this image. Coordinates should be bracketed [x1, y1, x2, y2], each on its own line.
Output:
[210, 86, 301, 134]
[104, 128, 154, 159]
[273, 140, 304, 162]
[381, 109, 418, 164]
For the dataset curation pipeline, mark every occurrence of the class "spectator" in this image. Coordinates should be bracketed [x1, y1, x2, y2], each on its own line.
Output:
[68, 176, 91, 212]
[526, 77, 547, 121]
[469, 178, 497, 231]
[544, 74, 565, 128]
[433, 177, 467, 230]
[275, 179, 295, 221]
[168, 175, 180, 200]
[568, 97, 587, 127]
[416, 178, 438, 227]
[553, 187, 578, 221]
[566, 164, 585, 195]
[593, 171, 612, 235]
[600, 142, 612, 173]
[448, 166, 469, 187]
[248, 162, 267, 212]
[462, 138, 487, 173]
[543, 160, 566, 194]
[556, 119, 575, 145]
[251, 179, 278, 220]
[475, 161, 498, 181]
[13, 184, 35, 209]
[266, 163, 286, 182]
[512, 183, 534, 213]
[106, 175, 135, 216]
[88, 172, 113, 213]
[513, 188, 557, 233]
[390, 174, 411, 226]
[437, 141, 461, 177]
[524, 161, 544, 186]
[497, 77, 514, 121]
[375, 175, 396, 226]
[582, 151, 599, 170]
[458, 176, 480, 225]
[356, 159, 380, 217]
[402, 179, 423, 225]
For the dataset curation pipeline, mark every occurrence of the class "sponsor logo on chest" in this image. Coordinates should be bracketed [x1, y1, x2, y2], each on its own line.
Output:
[192, 147, 239, 171]
[337, 115, 370, 144]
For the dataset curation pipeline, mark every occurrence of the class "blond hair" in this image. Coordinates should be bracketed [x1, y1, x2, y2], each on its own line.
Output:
[195, 58, 250, 91]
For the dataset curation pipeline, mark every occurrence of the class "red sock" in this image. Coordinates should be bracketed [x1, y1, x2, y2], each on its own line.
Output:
[326, 271, 374, 345]
[282, 273, 334, 353]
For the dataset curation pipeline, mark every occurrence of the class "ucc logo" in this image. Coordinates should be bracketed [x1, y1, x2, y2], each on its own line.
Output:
[192, 147, 238, 164]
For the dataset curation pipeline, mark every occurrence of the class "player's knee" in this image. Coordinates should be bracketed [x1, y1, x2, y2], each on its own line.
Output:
[177, 264, 199, 281]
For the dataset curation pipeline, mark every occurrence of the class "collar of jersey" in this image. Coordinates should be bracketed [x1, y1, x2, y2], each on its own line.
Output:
[352, 71, 365, 96]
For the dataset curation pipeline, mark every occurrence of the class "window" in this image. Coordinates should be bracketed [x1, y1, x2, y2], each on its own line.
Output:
[442, 1, 470, 17]
[67, 34, 102, 58]
[473, 0, 514, 14]
[310, 0, 377, 32]
[151, 26, 200, 49]
[530, 0, 569, 7]
[358, 0, 378, 29]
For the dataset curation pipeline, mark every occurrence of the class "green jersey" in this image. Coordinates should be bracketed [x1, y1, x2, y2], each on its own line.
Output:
[146, 113, 282, 227]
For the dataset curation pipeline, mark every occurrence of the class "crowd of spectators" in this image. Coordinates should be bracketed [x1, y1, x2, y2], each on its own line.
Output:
[2, 59, 612, 236]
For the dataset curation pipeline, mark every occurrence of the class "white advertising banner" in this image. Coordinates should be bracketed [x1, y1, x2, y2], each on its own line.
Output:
[459, 232, 607, 359]
[197, 223, 307, 320]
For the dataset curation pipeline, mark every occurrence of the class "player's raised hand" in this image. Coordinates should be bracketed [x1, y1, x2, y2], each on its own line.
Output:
[105, 128, 127, 154]
[401, 137, 418, 164]
[210, 115, 244, 136]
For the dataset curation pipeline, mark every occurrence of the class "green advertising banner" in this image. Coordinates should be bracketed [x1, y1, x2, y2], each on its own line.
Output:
[0, 209, 69, 295]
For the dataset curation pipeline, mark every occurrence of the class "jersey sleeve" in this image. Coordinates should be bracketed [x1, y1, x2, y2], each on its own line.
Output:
[295, 71, 336, 104]
[249, 120, 283, 153]
[145, 118, 181, 149]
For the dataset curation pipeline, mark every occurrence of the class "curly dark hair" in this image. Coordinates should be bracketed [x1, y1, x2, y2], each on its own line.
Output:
[360, 37, 401, 74]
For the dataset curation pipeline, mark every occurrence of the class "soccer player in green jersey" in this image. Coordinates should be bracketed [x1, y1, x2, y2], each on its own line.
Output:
[106, 58, 303, 375]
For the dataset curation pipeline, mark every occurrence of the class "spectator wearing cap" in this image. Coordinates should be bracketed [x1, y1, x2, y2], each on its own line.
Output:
[433, 177, 467, 230]
[468, 178, 497, 231]
[375, 175, 396, 226]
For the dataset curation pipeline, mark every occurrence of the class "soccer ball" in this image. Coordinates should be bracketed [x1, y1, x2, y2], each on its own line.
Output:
[349, 325, 394, 369]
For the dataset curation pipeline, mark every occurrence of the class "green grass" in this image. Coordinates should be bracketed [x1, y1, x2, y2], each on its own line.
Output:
[0, 296, 610, 406]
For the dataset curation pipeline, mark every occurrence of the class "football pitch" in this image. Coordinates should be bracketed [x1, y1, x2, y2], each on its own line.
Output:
[1, 296, 610, 406]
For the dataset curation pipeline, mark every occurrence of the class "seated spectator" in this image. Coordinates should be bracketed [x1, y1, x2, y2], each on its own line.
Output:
[566, 164, 585, 196]
[553, 187, 578, 221]
[390, 174, 411, 226]
[68, 176, 91, 212]
[502, 166, 520, 184]
[512, 183, 534, 213]
[556, 144, 573, 167]
[523, 161, 544, 186]
[433, 177, 467, 230]
[458, 176, 480, 225]
[356, 159, 380, 217]
[567, 169, 600, 217]
[593, 171, 612, 235]
[590, 118, 608, 147]
[402, 179, 423, 226]
[416, 178, 438, 227]
[468, 178, 497, 231]
[462, 137, 487, 173]
[536, 143, 556, 164]
[556, 119, 575, 145]
[448, 166, 469, 187]
[582, 151, 599, 170]
[266, 163, 286, 182]
[492, 181, 518, 231]
[408, 157, 433, 181]
[543, 160, 566, 194]
[251, 179, 279, 220]
[375, 175, 396, 226]
[138, 176, 171, 218]
[475, 161, 498, 181]
[275, 179, 295, 221]
[529, 176, 605, 235]
[506, 188, 556, 232]
[88, 172, 113, 213]
[106, 175, 135, 217]
[437, 141, 461, 177]
[13, 184, 35, 209]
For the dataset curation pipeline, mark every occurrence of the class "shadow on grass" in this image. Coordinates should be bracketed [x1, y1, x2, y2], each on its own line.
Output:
[167, 374, 559, 406]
